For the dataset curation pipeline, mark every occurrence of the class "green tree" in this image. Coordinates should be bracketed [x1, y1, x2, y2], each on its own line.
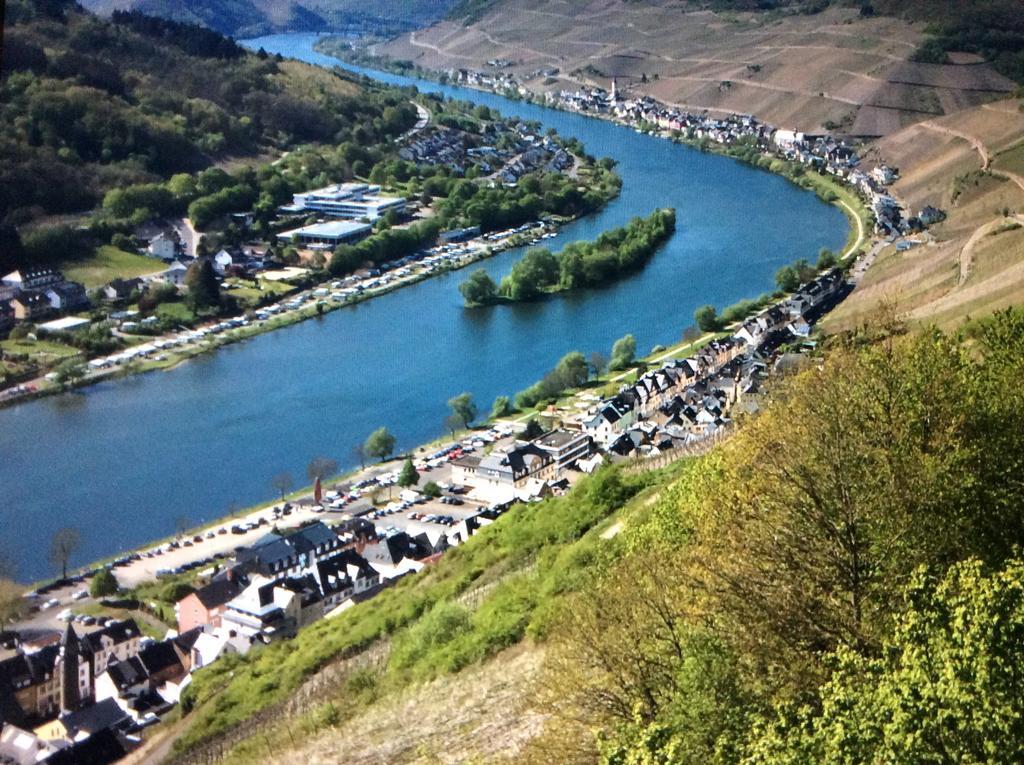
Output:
[422, 481, 442, 499]
[448, 392, 478, 429]
[775, 264, 799, 292]
[398, 457, 420, 488]
[459, 268, 499, 306]
[610, 333, 637, 371]
[364, 427, 397, 462]
[53, 359, 87, 389]
[793, 258, 816, 284]
[89, 567, 119, 598]
[185, 258, 220, 311]
[522, 418, 545, 440]
[589, 351, 608, 378]
[501, 247, 560, 301]
[555, 351, 589, 388]
[816, 248, 837, 270]
[694, 305, 720, 332]
[49, 527, 81, 580]
[746, 558, 1024, 765]
[491, 395, 513, 419]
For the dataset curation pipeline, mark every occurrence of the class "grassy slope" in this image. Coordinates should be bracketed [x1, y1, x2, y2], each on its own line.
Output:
[61, 246, 165, 288]
[169, 463, 685, 761]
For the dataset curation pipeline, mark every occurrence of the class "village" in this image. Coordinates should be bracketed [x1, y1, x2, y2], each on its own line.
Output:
[446, 67, 955, 239]
[0, 249, 852, 761]
[1, 44, 913, 765]
[0, 113, 586, 405]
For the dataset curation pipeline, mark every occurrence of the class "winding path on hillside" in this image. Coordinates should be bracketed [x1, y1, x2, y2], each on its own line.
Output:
[919, 120, 991, 169]
[919, 120, 1024, 194]
[958, 213, 1024, 286]
[408, 30, 477, 61]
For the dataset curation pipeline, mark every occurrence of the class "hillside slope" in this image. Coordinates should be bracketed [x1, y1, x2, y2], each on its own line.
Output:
[828, 97, 1024, 329]
[77, 0, 461, 36]
[376, 0, 1014, 138]
[165, 310, 1024, 765]
[0, 1, 373, 233]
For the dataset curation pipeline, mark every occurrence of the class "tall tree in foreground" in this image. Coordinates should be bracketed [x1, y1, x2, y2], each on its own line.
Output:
[364, 427, 396, 462]
[746, 558, 1024, 765]
[49, 527, 81, 580]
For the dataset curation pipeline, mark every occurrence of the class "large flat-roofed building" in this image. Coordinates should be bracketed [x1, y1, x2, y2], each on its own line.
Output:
[533, 429, 594, 472]
[282, 183, 406, 221]
[276, 220, 373, 248]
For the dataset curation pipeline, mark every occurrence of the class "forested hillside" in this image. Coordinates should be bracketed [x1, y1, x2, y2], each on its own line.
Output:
[0, 0, 417, 269]
[78, 0, 460, 37]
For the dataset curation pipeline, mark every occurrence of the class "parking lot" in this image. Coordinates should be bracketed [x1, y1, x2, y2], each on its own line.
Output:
[6, 424, 523, 652]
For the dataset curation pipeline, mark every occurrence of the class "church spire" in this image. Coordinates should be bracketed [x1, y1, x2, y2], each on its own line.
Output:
[59, 622, 81, 714]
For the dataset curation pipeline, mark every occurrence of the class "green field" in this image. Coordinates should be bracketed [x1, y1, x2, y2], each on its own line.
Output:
[61, 246, 164, 288]
[0, 338, 81, 359]
[155, 302, 196, 323]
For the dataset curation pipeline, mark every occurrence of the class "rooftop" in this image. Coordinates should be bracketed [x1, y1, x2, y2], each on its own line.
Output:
[276, 220, 373, 242]
[37, 317, 90, 333]
[534, 429, 585, 449]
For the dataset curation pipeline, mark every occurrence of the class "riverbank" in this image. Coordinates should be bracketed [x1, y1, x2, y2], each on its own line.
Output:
[461, 208, 677, 307]
[316, 39, 874, 264]
[0, 213, 607, 411]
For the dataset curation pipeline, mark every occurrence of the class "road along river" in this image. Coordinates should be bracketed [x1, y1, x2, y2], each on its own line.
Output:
[0, 33, 847, 581]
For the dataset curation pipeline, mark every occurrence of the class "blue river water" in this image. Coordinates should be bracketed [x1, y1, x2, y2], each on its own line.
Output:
[0, 33, 847, 581]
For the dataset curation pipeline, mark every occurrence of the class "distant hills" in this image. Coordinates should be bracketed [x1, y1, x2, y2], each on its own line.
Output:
[77, 0, 463, 37]
[0, 0, 406, 270]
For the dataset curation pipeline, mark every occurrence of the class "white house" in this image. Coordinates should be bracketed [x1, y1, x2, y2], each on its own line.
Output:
[212, 250, 234, 275]
[148, 233, 178, 260]
[157, 261, 189, 287]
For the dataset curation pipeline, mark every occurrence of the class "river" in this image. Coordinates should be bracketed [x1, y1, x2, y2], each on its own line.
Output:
[0, 33, 847, 582]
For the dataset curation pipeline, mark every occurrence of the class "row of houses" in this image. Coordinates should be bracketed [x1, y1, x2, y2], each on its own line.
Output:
[447, 268, 848, 504]
[0, 513, 493, 761]
[581, 269, 847, 455]
[441, 70, 920, 236]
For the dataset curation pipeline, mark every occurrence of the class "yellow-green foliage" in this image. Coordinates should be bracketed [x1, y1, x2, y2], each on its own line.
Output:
[533, 308, 1024, 764]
